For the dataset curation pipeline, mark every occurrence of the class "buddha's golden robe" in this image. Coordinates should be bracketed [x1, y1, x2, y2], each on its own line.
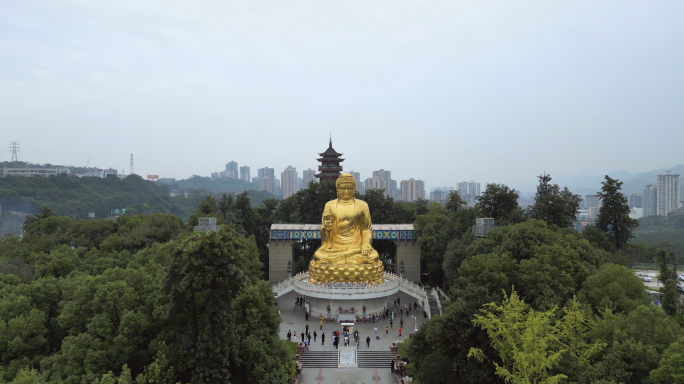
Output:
[313, 199, 379, 264]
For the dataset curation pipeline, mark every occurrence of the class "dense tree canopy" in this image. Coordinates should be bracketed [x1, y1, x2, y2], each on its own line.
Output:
[596, 176, 639, 251]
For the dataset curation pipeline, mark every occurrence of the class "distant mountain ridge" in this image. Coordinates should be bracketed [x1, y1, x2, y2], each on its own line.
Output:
[512, 165, 684, 196]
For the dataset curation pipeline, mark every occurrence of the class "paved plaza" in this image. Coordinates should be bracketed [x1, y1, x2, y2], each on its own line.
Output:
[277, 290, 429, 384]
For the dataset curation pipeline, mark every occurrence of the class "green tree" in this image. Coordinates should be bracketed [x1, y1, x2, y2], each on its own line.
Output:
[650, 336, 684, 384]
[163, 225, 262, 383]
[406, 285, 502, 384]
[595, 176, 639, 250]
[528, 183, 582, 229]
[468, 290, 568, 384]
[588, 305, 681, 383]
[445, 190, 466, 213]
[578, 263, 650, 314]
[476, 184, 523, 225]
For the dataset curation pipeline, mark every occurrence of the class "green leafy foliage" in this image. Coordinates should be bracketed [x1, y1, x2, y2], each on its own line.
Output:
[0, 203, 294, 383]
[596, 176, 639, 251]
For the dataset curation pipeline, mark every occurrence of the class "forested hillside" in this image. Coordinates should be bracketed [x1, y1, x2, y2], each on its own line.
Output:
[0, 174, 200, 219]
[403, 176, 684, 383]
[0, 207, 294, 383]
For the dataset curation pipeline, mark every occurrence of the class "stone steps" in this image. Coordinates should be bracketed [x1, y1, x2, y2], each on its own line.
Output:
[357, 351, 398, 368]
[300, 351, 338, 368]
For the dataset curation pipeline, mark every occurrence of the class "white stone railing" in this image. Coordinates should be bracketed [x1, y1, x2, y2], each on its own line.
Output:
[391, 273, 431, 319]
[272, 271, 434, 319]
[435, 286, 450, 302]
[431, 288, 442, 315]
[272, 272, 301, 297]
[293, 272, 400, 295]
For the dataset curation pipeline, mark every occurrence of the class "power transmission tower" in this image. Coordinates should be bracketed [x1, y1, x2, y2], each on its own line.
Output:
[130, 154, 134, 175]
[9, 141, 19, 162]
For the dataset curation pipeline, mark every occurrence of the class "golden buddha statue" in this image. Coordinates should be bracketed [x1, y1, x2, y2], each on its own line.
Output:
[308, 173, 384, 284]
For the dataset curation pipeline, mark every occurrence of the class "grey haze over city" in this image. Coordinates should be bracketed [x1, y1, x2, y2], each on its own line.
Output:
[1, 0, 682, 194]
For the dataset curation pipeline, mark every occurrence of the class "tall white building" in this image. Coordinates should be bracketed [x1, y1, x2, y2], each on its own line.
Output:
[281, 166, 298, 199]
[400, 178, 425, 202]
[349, 171, 363, 195]
[302, 168, 316, 188]
[225, 161, 238, 179]
[364, 176, 390, 197]
[240, 166, 250, 182]
[657, 171, 680, 216]
[643, 184, 658, 217]
[365, 169, 392, 197]
[257, 167, 276, 195]
[457, 180, 481, 205]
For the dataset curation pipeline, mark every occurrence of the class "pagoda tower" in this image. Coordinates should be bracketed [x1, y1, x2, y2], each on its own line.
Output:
[315, 139, 344, 181]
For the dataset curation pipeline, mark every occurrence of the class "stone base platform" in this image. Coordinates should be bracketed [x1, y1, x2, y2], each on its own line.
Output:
[308, 261, 384, 283]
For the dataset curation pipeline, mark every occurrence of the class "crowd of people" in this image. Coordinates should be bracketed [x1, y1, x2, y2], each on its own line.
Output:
[286, 295, 414, 352]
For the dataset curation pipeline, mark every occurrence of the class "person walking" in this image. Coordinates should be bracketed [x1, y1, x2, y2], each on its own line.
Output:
[390, 319, 393, 329]
[399, 326, 402, 337]
[400, 317, 403, 327]
[321, 332, 325, 345]
[366, 335, 371, 348]
[400, 307, 403, 316]
[313, 331, 317, 342]
[394, 299, 397, 307]
[301, 331, 305, 342]
[397, 297, 401, 306]
[295, 297, 299, 306]
[293, 334, 297, 343]
[320, 318, 323, 330]
[374, 326, 378, 335]
[304, 338, 309, 351]
[414, 301, 417, 311]
[391, 359, 395, 373]
[385, 323, 389, 334]
[306, 324, 309, 334]
[287, 330, 291, 342]
[307, 333, 311, 345]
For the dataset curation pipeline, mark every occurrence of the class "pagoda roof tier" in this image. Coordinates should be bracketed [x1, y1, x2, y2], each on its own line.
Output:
[318, 139, 343, 157]
[317, 157, 345, 162]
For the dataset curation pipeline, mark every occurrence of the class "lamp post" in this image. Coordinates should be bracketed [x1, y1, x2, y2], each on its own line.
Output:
[399, 260, 405, 279]
[287, 260, 292, 279]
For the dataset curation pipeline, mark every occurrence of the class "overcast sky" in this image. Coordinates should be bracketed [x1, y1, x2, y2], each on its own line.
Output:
[1, 0, 682, 192]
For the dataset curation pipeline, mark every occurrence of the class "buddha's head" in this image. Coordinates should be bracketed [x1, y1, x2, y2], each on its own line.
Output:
[336, 173, 356, 201]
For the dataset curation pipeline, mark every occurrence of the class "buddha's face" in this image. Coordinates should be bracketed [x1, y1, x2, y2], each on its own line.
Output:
[337, 183, 355, 201]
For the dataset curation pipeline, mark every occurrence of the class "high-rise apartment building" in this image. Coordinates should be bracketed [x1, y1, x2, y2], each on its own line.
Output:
[258, 177, 275, 195]
[225, 161, 238, 179]
[584, 195, 601, 209]
[211, 172, 219, 179]
[400, 178, 425, 202]
[365, 169, 392, 197]
[257, 167, 276, 195]
[457, 180, 480, 205]
[258, 167, 275, 179]
[643, 184, 658, 217]
[303, 168, 316, 188]
[281, 166, 298, 199]
[430, 189, 449, 204]
[390, 180, 400, 199]
[349, 171, 362, 195]
[625, 193, 643, 209]
[240, 166, 250, 182]
[364, 176, 389, 196]
[657, 171, 681, 216]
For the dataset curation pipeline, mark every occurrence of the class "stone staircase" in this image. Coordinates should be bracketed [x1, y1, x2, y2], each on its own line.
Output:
[358, 351, 398, 368]
[428, 290, 440, 316]
[299, 351, 338, 368]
